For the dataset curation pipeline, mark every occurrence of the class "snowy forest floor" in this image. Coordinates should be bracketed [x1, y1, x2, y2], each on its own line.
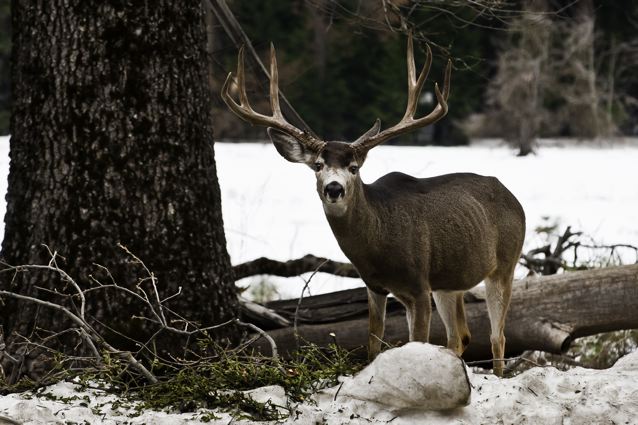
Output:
[0, 343, 637, 424]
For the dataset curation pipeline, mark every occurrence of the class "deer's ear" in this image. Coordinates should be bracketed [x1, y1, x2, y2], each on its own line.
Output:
[268, 128, 316, 164]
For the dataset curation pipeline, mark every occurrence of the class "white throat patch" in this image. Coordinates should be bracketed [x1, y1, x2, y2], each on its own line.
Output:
[322, 200, 349, 217]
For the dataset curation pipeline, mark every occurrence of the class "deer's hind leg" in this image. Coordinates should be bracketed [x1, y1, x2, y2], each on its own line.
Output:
[456, 292, 471, 351]
[484, 267, 514, 377]
[433, 291, 471, 355]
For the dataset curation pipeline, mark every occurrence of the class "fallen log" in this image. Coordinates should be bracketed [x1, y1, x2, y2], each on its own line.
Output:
[250, 264, 638, 361]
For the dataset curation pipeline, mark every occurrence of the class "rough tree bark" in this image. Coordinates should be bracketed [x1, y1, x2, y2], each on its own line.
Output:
[0, 3, 9, 135]
[250, 265, 638, 361]
[1, 0, 238, 372]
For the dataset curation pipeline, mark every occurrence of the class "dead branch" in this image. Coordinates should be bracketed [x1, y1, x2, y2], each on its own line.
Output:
[0, 246, 277, 384]
[520, 226, 638, 275]
[238, 297, 290, 329]
[520, 226, 581, 275]
[0, 289, 157, 384]
[232, 254, 359, 280]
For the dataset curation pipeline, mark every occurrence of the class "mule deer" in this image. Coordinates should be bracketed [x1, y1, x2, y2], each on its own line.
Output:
[222, 35, 525, 376]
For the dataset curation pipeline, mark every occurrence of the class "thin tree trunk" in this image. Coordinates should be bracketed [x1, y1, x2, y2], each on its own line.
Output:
[309, 0, 328, 136]
[1, 0, 238, 375]
[579, 0, 601, 138]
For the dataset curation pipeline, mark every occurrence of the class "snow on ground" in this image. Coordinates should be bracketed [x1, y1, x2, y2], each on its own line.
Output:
[1, 344, 637, 424]
[0, 136, 637, 299]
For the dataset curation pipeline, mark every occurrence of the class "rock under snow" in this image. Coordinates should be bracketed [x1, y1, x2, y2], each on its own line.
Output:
[338, 342, 471, 411]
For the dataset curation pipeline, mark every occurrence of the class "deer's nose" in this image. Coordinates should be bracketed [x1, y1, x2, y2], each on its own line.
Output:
[324, 181, 344, 199]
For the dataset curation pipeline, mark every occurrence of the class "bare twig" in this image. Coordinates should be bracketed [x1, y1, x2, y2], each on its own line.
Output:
[521, 226, 638, 276]
[236, 320, 279, 361]
[232, 254, 359, 280]
[0, 289, 157, 384]
[293, 259, 329, 348]
[0, 247, 286, 385]
[118, 244, 168, 327]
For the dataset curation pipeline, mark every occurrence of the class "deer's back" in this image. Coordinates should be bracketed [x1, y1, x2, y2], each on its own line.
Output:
[357, 172, 525, 292]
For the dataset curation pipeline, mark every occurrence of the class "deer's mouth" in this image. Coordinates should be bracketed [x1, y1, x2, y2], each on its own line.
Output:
[327, 194, 344, 203]
[324, 192, 345, 204]
[322, 196, 348, 217]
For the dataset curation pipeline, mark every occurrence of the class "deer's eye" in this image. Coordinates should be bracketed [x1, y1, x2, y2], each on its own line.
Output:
[314, 162, 324, 172]
[349, 165, 359, 174]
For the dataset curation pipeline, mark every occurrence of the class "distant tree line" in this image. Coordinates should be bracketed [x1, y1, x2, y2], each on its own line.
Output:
[476, 0, 638, 154]
[211, 0, 494, 145]
[1, 1, 637, 145]
[209, 0, 638, 148]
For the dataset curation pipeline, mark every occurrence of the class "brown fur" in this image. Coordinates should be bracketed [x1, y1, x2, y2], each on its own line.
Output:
[318, 143, 525, 376]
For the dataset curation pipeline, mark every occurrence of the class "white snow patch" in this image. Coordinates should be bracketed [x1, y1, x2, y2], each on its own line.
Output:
[0, 137, 637, 298]
[214, 139, 638, 298]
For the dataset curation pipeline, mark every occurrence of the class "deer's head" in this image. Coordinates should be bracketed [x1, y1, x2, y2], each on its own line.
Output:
[221, 35, 451, 216]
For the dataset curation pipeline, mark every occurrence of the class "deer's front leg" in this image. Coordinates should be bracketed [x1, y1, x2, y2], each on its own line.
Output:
[403, 291, 432, 342]
[367, 288, 387, 361]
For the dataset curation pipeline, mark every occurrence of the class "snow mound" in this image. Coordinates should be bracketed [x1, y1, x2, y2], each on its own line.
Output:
[338, 342, 471, 411]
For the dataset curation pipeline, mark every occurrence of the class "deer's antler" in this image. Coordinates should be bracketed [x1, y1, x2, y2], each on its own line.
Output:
[221, 45, 326, 152]
[352, 33, 451, 152]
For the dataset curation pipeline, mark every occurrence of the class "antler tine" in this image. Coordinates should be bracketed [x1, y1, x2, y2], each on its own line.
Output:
[221, 46, 256, 120]
[269, 43, 284, 119]
[405, 33, 417, 119]
[221, 45, 325, 152]
[352, 35, 451, 152]
[404, 34, 432, 121]
[424, 58, 452, 119]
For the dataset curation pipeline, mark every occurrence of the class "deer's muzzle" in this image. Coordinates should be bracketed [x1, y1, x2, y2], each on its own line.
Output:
[324, 181, 345, 201]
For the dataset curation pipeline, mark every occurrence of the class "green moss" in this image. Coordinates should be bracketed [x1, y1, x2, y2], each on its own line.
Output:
[1, 342, 362, 421]
[128, 342, 364, 421]
[34, 342, 362, 422]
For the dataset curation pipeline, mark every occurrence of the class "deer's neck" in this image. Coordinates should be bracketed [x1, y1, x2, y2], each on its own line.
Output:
[323, 181, 378, 249]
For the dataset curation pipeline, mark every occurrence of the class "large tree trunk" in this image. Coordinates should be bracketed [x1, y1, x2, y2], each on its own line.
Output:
[1, 0, 238, 372]
[0, 2, 9, 135]
[250, 265, 638, 361]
